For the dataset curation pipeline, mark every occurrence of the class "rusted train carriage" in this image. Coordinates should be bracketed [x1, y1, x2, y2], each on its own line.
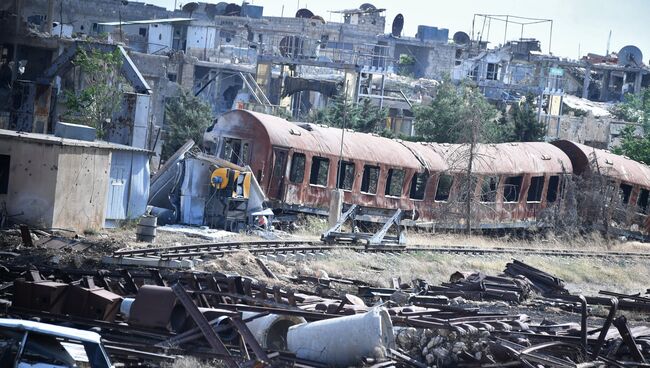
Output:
[552, 140, 650, 237]
[424, 142, 572, 229]
[203, 110, 650, 237]
[203, 110, 448, 217]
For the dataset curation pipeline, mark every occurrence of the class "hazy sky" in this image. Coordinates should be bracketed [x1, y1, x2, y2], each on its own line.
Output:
[143, 0, 650, 61]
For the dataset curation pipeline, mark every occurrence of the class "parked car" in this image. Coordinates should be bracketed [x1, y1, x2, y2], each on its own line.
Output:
[0, 318, 113, 368]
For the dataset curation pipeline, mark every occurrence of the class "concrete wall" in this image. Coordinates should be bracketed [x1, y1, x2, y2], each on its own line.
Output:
[52, 146, 111, 231]
[147, 23, 173, 54]
[0, 137, 59, 228]
[187, 25, 217, 50]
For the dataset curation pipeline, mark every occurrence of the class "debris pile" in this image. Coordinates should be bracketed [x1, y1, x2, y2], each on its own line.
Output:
[0, 232, 649, 367]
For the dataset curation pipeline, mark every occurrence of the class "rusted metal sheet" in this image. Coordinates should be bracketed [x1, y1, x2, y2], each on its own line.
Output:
[429, 142, 573, 175]
[553, 140, 650, 187]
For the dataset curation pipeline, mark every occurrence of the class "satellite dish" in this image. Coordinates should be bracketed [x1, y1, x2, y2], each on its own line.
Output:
[618, 45, 643, 67]
[295, 8, 314, 18]
[359, 3, 376, 11]
[214, 2, 228, 15]
[182, 2, 199, 17]
[311, 15, 325, 24]
[453, 31, 470, 45]
[391, 14, 404, 37]
[224, 3, 241, 16]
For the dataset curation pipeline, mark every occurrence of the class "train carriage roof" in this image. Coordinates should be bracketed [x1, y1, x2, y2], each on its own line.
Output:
[426, 142, 573, 175]
[217, 110, 448, 171]
[552, 140, 650, 186]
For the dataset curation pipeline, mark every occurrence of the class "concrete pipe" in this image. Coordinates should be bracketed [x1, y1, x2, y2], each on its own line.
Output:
[196, 308, 240, 342]
[242, 312, 306, 350]
[287, 307, 395, 367]
[119, 298, 135, 320]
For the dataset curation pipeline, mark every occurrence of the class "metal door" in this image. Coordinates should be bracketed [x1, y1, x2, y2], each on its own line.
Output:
[268, 147, 288, 200]
[105, 151, 131, 225]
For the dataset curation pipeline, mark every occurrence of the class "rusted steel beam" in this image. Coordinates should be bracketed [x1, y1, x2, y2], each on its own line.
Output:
[170, 283, 240, 368]
[612, 315, 647, 363]
[591, 297, 618, 359]
[229, 315, 270, 362]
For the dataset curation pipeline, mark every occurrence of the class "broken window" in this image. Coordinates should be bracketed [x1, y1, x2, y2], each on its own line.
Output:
[0, 155, 9, 194]
[527, 176, 544, 202]
[385, 169, 404, 197]
[409, 172, 428, 200]
[469, 65, 479, 81]
[486, 63, 499, 80]
[289, 153, 306, 183]
[503, 176, 523, 202]
[167, 73, 177, 82]
[547, 175, 559, 203]
[435, 174, 453, 201]
[637, 188, 649, 214]
[309, 156, 329, 186]
[221, 138, 242, 164]
[273, 151, 286, 177]
[336, 161, 355, 191]
[619, 183, 633, 204]
[139, 27, 147, 36]
[457, 175, 478, 202]
[361, 165, 379, 194]
[241, 143, 250, 165]
[480, 176, 499, 202]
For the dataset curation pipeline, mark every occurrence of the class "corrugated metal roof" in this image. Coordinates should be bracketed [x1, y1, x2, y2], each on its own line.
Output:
[553, 140, 650, 186]
[0, 129, 151, 153]
[242, 110, 444, 170]
[428, 142, 573, 175]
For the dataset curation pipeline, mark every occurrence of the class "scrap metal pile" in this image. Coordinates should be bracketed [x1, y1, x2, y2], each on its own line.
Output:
[1, 250, 649, 368]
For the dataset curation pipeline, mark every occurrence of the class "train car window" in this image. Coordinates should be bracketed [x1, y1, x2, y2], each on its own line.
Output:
[503, 176, 523, 202]
[637, 188, 649, 214]
[273, 151, 287, 177]
[547, 175, 559, 203]
[619, 183, 633, 204]
[527, 176, 544, 202]
[385, 169, 404, 197]
[409, 172, 428, 200]
[309, 156, 330, 186]
[480, 176, 499, 202]
[241, 143, 250, 165]
[456, 175, 478, 202]
[289, 153, 306, 183]
[435, 174, 453, 201]
[221, 138, 242, 164]
[361, 165, 379, 194]
[336, 161, 355, 191]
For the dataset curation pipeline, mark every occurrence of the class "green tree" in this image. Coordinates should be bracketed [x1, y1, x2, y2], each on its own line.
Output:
[413, 80, 502, 143]
[308, 95, 390, 135]
[62, 48, 126, 137]
[397, 54, 416, 77]
[612, 125, 650, 164]
[610, 88, 650, 128]
[505, 94, 546, 142]
[162, 89, 214, 160]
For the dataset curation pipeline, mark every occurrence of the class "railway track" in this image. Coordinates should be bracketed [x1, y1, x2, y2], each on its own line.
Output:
[110, 239, 650, 263]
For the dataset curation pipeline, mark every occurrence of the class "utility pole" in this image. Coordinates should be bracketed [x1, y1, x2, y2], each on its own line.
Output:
[606, 30, 612, 55]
